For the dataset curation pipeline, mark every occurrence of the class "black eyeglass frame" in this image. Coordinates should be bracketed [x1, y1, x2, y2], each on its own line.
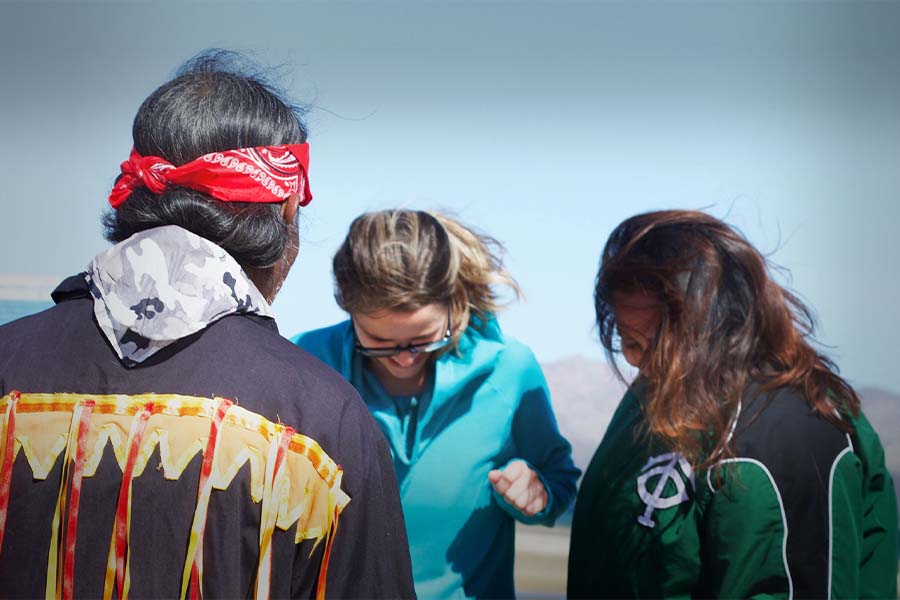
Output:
[353, 306, 453, 358]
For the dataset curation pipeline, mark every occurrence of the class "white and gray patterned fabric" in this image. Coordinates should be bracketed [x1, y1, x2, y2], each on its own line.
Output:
[86, 225, 273, 366]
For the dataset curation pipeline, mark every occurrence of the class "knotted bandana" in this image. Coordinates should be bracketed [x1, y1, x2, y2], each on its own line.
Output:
[108, 144, 312, 208]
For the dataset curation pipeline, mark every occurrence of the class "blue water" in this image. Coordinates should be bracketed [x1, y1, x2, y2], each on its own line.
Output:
[0, 299, 54, 326]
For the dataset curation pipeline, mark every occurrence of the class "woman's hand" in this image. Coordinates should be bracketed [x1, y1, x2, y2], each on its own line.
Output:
[488, 459, 549, 517]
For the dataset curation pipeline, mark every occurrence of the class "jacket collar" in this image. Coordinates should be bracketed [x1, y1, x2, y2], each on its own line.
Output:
[81, 225, 273, 367]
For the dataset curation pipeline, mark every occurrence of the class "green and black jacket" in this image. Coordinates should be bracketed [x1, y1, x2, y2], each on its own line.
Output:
[568, 383, 898, 599]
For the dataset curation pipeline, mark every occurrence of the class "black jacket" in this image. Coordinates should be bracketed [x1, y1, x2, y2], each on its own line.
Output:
[0, 275, 415, 598]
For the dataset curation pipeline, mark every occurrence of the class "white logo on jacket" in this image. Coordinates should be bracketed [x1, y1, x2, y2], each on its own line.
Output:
[636, 452, 694, 528]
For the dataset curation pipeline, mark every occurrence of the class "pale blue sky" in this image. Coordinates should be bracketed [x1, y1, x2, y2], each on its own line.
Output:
[2, 1, 898, 392]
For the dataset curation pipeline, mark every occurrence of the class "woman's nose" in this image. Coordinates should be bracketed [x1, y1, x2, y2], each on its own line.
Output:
[392, 350, 418, 366]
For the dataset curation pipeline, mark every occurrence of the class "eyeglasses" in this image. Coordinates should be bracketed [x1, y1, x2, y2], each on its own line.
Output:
[353, 307, 453, 358]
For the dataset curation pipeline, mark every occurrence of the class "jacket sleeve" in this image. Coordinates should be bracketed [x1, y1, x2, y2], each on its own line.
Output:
[495, 350, 581, 525]
[851, 413, 899, 599]
[699, 460, 796, 598]
[291, 388, 416, 599]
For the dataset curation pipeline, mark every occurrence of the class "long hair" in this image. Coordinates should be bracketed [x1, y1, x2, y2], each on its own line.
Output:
[594, 210, 860, 467]
[332, 209, 520, 348]
[101, 49, 308, 268]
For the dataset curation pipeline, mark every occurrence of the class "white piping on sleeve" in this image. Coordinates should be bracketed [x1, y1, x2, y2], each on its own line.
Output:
[827, 436, 854, 600]
[707, 457, 794, 600]
[706, 399, 743, 494]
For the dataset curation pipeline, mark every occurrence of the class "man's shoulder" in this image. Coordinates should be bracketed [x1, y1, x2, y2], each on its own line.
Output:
[0, 300, 75, 353]
[212, 316, 355, 398]
[0, 273, 90, 341]
[186, 316, 376, 456]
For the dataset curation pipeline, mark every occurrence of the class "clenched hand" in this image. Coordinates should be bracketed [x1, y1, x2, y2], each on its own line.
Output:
[488, 459, 548, 517]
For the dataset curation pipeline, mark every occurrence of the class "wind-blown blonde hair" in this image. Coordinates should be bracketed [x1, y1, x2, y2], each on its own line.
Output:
[332, 209, 520, 348]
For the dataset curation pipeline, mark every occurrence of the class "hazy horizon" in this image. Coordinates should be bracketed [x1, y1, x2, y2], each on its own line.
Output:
[2, 297, 900, 400]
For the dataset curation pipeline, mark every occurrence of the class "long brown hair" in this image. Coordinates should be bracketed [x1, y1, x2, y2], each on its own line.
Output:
[594, 210, 860, 467]
[332, 209, 520, 348]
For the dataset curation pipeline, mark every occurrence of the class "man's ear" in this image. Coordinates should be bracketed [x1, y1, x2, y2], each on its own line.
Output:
[282, 193, 300, 223]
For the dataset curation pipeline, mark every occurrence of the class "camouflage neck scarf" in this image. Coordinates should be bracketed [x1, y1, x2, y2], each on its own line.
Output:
[86, 225, 274, 367]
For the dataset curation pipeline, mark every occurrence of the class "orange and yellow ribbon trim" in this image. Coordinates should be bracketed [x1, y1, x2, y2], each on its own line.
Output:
[0, 392, 350, 600]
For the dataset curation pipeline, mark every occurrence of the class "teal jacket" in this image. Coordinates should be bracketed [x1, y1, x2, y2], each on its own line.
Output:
[293, 317, 579, 599]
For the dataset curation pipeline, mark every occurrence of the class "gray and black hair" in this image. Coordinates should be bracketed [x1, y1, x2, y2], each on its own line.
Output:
[101, 49, 308, 268]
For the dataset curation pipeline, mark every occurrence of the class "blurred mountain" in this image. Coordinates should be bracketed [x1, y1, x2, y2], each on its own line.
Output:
[542, 355, 629, 474]
[858, 387, 900, 503]
[542, 356, 900, 502]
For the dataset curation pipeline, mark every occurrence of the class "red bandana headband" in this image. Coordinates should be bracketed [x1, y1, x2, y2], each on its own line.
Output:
[108, 143, 312, 208]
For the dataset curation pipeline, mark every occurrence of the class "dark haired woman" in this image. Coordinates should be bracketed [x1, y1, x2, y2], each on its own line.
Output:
[568, 210, 897, 598]
[0, 51, 414, 598]
[294, 209, 579, 599]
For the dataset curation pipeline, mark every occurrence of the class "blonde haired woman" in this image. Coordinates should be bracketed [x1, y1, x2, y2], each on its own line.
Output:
[293, 210, 579, 599]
